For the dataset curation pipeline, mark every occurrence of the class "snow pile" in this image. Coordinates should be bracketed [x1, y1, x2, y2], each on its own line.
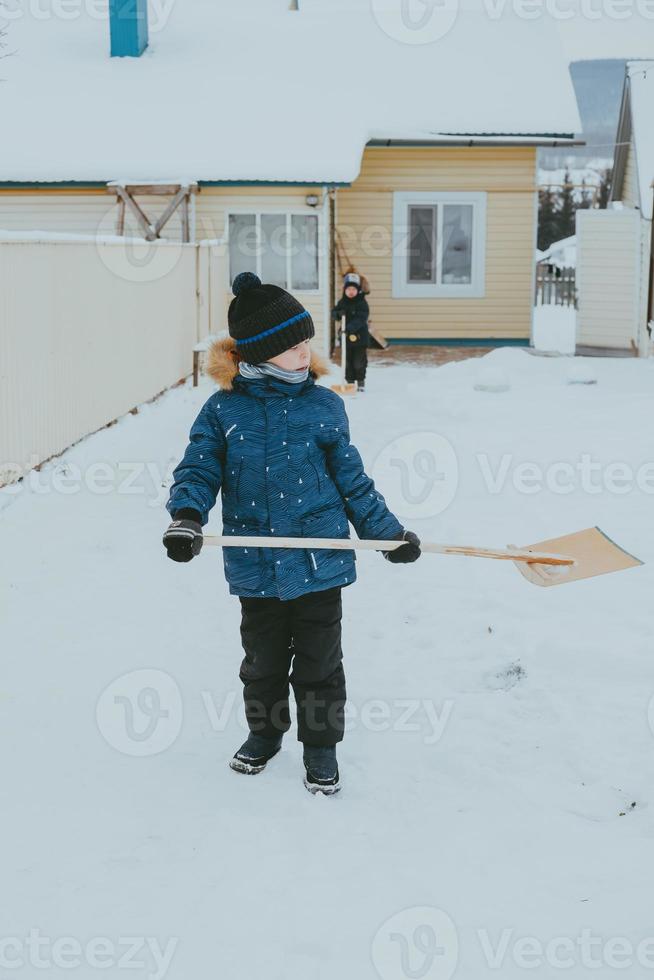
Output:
[536, 234, 577, 270]
[533, 304, 577, 355]
[2, 349, 653, 977]
[0, 228, 169, 244]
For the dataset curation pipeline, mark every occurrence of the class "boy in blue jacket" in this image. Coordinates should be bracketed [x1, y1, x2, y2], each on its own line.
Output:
[163, 272, 420, 794]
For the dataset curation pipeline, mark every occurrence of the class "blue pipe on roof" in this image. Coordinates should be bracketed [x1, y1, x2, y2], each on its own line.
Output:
[109, 0, 148, 58]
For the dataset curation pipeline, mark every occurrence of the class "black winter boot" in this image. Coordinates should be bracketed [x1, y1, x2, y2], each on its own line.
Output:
[303, 745, 341, 795]
[230, 733, 283, 775]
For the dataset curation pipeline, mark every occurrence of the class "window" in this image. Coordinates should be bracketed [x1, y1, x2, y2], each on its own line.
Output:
[407, 206, 436, 284]
[228, 212, 319, 291]
[392, 192, 486, 298]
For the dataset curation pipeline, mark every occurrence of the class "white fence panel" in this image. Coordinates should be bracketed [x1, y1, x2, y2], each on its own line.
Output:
[576, 209, 642, 351]
[207, 242, 231, 339]
[0, 238, 197, 483]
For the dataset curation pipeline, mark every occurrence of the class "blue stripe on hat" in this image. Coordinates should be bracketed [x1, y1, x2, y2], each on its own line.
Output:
[235, 309, 310, 345]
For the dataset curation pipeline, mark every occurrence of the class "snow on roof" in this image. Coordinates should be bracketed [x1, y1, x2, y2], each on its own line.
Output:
[626, 60, 654, 220]
[0, 1, 580, 184]
[536, 235, 577, 268]
[555, 18, 654, 62]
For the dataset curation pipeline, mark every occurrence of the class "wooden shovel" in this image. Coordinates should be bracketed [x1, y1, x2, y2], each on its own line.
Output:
[203, 526, 642, 588]
[509, 526, 642, 587]
[331, 315, 357, 396]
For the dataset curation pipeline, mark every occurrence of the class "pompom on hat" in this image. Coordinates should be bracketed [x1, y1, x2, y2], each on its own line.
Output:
[343, 272, 361, 291]
[228, 272, 315, 364]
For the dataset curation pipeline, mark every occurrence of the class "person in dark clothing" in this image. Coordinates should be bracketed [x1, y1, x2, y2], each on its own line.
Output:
[162, 272, 421, 795]
[331, 272, 370, 393]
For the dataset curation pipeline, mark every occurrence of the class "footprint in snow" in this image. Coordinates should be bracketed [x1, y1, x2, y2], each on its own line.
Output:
[486, 661, 526, 691]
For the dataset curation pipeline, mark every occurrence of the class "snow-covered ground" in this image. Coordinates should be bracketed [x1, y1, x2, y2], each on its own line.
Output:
[533, 303, 577, 354]
[3, 349, 654, 979]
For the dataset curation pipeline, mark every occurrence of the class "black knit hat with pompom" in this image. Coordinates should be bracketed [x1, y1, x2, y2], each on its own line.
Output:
[227, 272, 315, 364]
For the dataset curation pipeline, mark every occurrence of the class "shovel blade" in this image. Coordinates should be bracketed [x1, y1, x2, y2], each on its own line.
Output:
[514, 526, 643, 588]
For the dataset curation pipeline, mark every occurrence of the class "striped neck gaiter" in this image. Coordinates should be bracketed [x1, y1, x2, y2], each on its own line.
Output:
[238, 360, 310, 385]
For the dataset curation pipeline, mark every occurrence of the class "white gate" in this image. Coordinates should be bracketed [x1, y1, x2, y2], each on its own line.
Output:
[576, 208, 643, 352]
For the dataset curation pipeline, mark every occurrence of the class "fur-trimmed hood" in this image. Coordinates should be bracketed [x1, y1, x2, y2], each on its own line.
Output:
[205, 335, 330, 392]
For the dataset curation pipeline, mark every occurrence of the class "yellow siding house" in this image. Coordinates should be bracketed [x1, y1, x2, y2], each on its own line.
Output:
[0, 3, 581, 355]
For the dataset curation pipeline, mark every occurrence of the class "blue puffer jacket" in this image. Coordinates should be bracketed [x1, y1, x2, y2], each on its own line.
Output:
[166, 337, 404, 600]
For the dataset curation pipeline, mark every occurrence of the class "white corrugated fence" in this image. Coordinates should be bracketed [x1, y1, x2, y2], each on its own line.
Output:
[0, 235, 226, 487]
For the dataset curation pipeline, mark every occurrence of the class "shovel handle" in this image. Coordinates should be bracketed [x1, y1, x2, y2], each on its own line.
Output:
[202, 535, 575, 567]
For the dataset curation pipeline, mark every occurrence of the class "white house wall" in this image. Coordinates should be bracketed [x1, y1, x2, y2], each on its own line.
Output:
[638, 217, 652, 354]
[621, 142, 641, 210]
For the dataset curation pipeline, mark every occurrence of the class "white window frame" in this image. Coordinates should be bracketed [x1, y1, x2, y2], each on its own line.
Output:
[226, 209, 320, 294]
[392, 191, 487, 299]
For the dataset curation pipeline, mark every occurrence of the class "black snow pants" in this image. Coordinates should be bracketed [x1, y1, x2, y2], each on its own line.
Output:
[345, 346, 368, 384]
[238, 586, 346, 747]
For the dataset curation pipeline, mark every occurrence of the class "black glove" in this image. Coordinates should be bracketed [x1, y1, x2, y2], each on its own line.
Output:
[163, 509, 203, 563]
[383, 530, 421, 564]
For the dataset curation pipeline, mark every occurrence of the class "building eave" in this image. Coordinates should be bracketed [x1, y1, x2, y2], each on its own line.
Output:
[0, 179, 351, 191]
[610, 73, 634, 208]
[367, 134, 583, 149]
